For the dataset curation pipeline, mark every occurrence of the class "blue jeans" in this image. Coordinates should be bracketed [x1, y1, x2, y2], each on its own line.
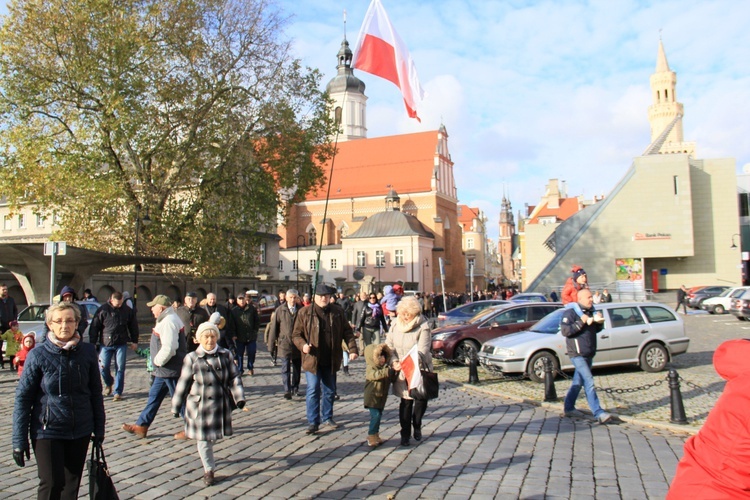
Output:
[281, 355, 301, 394]
[368, 408, 383, 435]
[235, 340, 257, 373]
[136, 376, 180, 427]
[305, 367, 336, 426]
[564, 356, 604, 418]
[99, 344, 128, 396]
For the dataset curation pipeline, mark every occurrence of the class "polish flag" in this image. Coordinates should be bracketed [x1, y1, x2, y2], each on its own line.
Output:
[400, 344, 423, 391]
[352, 0, 425, 121]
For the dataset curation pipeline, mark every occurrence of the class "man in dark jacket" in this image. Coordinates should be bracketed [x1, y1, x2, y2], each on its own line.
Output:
[0, 283, 18, 334]
[122, 295, 187, 439]
[351, 291, 368, 331]
[179, 292, 208, 352]
[292, 283, 359, 435]
[89, 291, 139, 401]
[561, 288, 612, 424]
[675, 285, 688, 313]
[230, 294, 260, 376]
[336, 292, 352, 322]
[204, 292, 233, 349]
[268, 288, 301, 399]
[59, 286, 89, 338]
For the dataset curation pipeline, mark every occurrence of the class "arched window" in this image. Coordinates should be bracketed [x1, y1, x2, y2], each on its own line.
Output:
[334, 106, 342, 126]
[657, 90, 660, 103]
[308, 227, 317, 247]
[665, 89, 669, 100]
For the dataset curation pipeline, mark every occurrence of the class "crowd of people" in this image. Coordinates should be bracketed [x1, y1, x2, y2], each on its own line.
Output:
[11, 270, 745, 497]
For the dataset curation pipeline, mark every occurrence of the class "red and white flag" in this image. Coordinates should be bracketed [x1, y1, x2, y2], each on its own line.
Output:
[400, 344, 423, 391]
[352, 0, 425, 121]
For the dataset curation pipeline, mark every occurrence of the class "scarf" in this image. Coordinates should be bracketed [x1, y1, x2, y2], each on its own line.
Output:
[367, 302, 381, 317]
[47, 332, 81, 351]
[203, 345, 219, 355]
[397, 314, 420, 332]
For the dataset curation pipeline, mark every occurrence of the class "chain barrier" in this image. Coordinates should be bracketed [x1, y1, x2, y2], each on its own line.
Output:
[678, 375, 719, 398]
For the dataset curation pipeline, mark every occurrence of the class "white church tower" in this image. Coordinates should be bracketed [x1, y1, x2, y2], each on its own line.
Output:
[326, 37, 367, 141]
[647, 40, 696, 155]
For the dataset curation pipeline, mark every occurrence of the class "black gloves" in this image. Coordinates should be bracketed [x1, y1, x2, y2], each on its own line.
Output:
[13, 448, 29, 467]
[236, 401, 246, 410]
[91, 436, 104, 447]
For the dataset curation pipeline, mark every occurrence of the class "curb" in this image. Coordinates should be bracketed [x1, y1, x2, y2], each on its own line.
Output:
[444, 378, 700, 436]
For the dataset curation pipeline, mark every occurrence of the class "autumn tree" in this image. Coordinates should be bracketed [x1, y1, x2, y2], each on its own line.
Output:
[0, 0, 334, 276]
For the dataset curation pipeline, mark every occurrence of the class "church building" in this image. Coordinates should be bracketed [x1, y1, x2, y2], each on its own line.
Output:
[277, 37, 465, 293]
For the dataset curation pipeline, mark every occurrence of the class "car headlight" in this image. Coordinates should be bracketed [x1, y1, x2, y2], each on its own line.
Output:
[432, 331, 456, 341]
[492, 347, 515, 357]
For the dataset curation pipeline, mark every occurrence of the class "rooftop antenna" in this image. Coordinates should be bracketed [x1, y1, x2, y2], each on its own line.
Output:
[343, 9, 347, 39]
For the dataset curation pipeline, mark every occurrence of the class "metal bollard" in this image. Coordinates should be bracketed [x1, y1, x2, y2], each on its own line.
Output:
[668, 369, 688, 424]
[468, 355, 480, 384]
[543, 357, 557, 402]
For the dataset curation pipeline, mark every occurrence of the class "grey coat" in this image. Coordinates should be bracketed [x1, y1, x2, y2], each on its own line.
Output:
[267, 304, 300, 358]
[171, 346, 244, 441]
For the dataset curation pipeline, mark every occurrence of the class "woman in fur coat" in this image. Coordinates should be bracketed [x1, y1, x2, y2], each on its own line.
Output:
[172, 322, 245, 486]
[364, 343, 392, 447]
[386, 296, 433, 446]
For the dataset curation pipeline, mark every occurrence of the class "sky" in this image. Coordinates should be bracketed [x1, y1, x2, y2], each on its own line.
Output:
[2, 0, 748, 244]
[281, 0, 750, 241]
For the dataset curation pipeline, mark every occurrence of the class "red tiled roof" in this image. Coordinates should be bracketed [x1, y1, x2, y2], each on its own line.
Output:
[458, 204, 479, 231]
[306, 131, 439, 201]
[527, 198, 580, 224]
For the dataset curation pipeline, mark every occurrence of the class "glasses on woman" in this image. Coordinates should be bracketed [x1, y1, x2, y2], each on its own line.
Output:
[51, 319, 77, 325]
[369, 296, 377, 300]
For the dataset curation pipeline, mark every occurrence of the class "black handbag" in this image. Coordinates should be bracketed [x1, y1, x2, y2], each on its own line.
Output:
[88, 442, 118, 500]
[407, 352, 439, 401]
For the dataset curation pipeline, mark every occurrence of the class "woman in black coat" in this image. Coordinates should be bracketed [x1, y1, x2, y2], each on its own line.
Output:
[12, 301, 105, 499]
[357, 293, 388, 347]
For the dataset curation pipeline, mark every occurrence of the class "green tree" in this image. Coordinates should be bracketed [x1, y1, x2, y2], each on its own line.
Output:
[0, 0, 334, 276]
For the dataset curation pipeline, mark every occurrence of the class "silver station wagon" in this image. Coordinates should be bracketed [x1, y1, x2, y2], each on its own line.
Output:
[477, 302, 690, 383]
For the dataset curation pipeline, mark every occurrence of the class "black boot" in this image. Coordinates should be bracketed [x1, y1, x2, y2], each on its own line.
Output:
[343, 365, 350, 376]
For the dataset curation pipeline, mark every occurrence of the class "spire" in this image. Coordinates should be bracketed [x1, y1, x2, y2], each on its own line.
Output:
[656, 39, 670, 73]
[325, 18, 367, 141]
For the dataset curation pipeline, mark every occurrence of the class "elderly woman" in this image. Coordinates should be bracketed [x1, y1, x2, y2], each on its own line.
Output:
[386, 296, 433, 446]
[172, 322, 245, 486]
[12, 301, 105, 499]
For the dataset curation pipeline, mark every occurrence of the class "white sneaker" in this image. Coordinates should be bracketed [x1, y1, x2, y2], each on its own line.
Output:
[597, 412, 613, 424]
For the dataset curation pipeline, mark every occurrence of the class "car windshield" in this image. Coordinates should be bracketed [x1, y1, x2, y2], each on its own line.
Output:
[467, 305, 508, 324]
[717, 288, 733, 297]
[529, 309, 564, 334]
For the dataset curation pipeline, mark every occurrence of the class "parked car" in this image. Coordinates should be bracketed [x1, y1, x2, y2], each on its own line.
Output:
[687, 285, 730, 309]
[436, 300, 509, 328]
[477, 302, 690, 383]
[247, 291, 279, 324]
[17, 301, 101, 342]
[432, 302, 562, 362]
[730, 289, 750, 320]
[509, 293, 548, 303]
[701, 286, 749, 314]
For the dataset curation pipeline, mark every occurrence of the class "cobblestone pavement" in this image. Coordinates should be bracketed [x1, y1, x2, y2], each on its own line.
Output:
[439, 308, 736, 430]
[0, 336, 690, 499]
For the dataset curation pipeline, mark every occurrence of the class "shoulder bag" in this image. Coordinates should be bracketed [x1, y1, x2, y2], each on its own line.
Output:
[88, 441, 118, 500]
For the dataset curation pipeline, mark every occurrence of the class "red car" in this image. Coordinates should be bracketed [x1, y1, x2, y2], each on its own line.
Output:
[431, 302, 563, 362]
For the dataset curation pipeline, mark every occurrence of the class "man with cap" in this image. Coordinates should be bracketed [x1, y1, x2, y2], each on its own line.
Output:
[59, 285, 89, 338]
[293, 283, 359, 434]
[122, 294, 187, 439]
[182, 291, 209, 352]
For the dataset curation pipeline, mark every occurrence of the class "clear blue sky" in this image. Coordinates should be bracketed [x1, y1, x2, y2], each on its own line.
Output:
[3, 1, 748, 242]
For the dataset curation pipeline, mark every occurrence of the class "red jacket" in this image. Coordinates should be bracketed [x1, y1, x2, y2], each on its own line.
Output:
[561, 277, 584, 305]
[667, 339, 750, 498]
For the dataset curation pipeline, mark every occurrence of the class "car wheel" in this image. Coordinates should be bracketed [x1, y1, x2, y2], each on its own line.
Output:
[454, 340, 480, 364]
[640, 343, 668, 372]
[739, 316, 747, 321]
[527, 351, 559, 383]
[714, 304, 725, 315]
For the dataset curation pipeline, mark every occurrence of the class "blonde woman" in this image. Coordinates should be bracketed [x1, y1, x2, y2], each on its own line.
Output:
[386, 296, 432, 446]
[171, 322, 245, 486]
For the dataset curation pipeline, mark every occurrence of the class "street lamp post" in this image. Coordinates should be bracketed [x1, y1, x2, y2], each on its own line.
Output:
[423, 258, 429, 292]
[133, 206, 151, 311]
[296, 234, 305, 291]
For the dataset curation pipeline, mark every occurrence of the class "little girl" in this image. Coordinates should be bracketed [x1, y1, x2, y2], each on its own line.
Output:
[1, 320, 22, 370]
[13, 332, 36, 377]
[364, 343, 392, 447]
